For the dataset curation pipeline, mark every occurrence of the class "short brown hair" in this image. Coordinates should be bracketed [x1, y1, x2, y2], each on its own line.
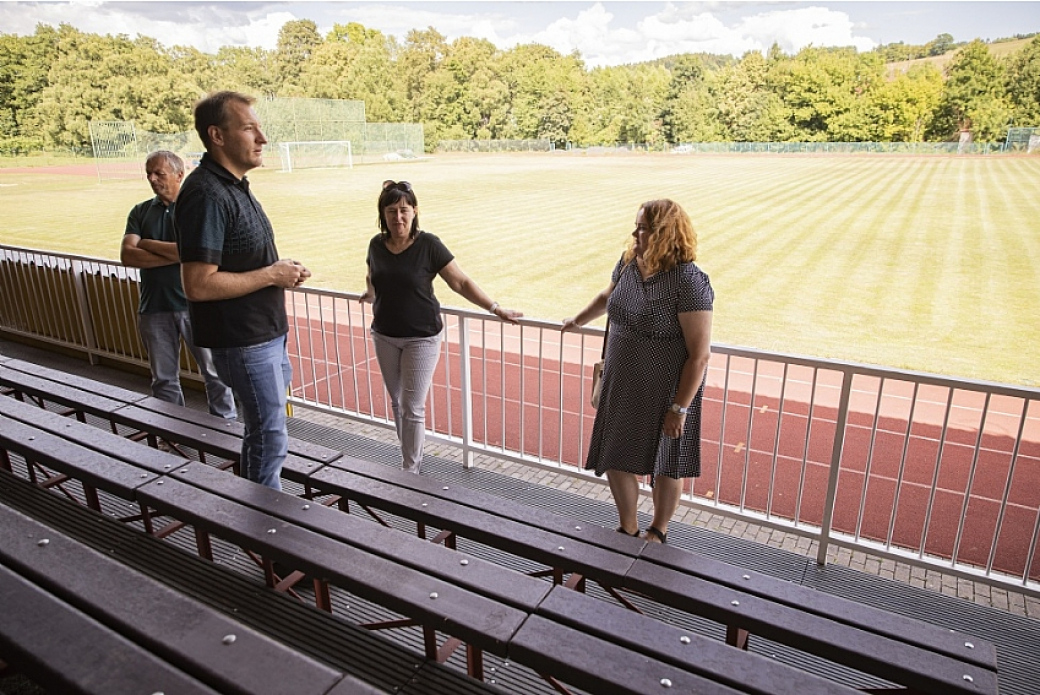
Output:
[194, 91, 255, 151]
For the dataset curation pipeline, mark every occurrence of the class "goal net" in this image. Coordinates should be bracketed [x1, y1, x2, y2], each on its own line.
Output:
[89, 121, 144, 182]
[278, 141, 354, 172]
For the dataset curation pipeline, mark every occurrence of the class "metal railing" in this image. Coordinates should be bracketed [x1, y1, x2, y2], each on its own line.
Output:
[3, 244, 1038, 597]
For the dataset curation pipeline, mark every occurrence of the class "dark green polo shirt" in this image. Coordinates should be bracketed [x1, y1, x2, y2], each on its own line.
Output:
[125, 197, 187, 314]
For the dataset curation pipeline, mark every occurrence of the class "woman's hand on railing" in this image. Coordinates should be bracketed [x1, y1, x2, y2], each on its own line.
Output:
[560, 318, 581, 332]
[359, 290, 372, 303]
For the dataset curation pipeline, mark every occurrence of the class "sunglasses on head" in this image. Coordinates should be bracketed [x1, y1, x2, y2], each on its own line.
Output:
[382, 180, 412, 191]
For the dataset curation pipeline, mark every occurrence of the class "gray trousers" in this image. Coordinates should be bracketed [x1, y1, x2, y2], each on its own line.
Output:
[137, 311, 236, 419]
[370, 329, 443, 473]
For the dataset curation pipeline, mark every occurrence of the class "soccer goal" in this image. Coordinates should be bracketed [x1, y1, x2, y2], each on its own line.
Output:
[278, 140, 353, 172]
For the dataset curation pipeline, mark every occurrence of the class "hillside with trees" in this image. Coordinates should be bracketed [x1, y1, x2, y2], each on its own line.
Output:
[1, 21, 1038, 154]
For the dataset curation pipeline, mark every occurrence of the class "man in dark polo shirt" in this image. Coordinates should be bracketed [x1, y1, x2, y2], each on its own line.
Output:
[120, 150, 235, 420]
[174, 91, 311, 491]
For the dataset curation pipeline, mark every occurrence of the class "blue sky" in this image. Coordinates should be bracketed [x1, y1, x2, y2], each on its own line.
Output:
[2, 1, 1037, 67]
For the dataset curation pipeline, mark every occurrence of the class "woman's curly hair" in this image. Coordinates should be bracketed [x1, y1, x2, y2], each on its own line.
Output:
[623, 199, 697, 274]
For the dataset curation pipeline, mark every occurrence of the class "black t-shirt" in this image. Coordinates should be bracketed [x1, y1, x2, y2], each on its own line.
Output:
[174, 154, 287, 348]
[367, 231, 454, 338]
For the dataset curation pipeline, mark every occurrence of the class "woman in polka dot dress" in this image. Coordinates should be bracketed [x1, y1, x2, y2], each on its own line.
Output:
[561, 199, 713, 544]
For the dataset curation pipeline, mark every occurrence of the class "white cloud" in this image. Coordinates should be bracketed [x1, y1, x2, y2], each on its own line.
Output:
[736, 6, 876, 54]
[494, 2, 876, 67]
[0, 1, 878, 66]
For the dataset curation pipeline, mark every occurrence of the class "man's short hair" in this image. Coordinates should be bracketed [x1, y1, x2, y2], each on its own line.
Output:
[145, 150, 185, 176]
[194, 91, 256, 151]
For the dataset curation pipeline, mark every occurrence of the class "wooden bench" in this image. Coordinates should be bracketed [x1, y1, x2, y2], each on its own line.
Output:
[0, 470, 499, 695]
[315, 456, 999, 695]
[0, 500, 380, 695]
[0, 358, 340, 484]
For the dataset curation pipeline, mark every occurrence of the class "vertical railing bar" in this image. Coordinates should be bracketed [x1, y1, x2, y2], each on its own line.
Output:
[307, 291, 321, 404]
[738, 359, 759, 512]
[52, 255, 76, 346]
[518, 321, 527, 460]
[331, 296, 347, 413]
[430, 317, 446, 438]
[315, 293, 332, 406]
[85, 261, 113, 357]
[343, 296, 359, 414]
[793, 367, 819, 527]
[288, 289, 303, 400]
[816, 367, 854, 565]
[48, 254, 72, 345]
[951, 392, 992, 567]
[714, 353, 732, 506]
[537, 324, 545, 462]
[70, 257, 101, 363]
[885, 381, 920, 550]
[458, 314, 473, 467]
[556, 325, 567, 469]
[40, 253, 62, 343]
[919, 387, 955, 559]
[479, 319, 488, 449]
[765, 362, 789, 519]
[360, 302, 380, 421]
[302, 291, 317, 403]
[855, 377, 886, 542]
[499, 321, 506, 453]
[577, 332, 589, 459]
[985, 396, 1029, 576]
[113, 261, 137, 360]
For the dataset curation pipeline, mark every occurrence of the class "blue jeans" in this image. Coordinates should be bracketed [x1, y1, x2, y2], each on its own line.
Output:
[210, 335, 292, 491]
[137, 311, 236, 419]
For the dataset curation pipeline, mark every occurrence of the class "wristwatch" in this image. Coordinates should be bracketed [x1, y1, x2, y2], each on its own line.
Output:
[669, 403, 689, 415]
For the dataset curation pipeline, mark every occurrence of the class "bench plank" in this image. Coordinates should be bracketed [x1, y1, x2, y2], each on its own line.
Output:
[0, 503, 346, 695]
[535, 585, 858, 695]
[329, 454, 644, 555]
[170, 461, 550, 611]
[0, 414, 160, 500]
[625, 560, 997, 695]
[0, 364, 126, 417]
[0, 563, 220, 695]
[0, 394, 186, 475]
[137, 475, 529, 655]
[311, 466, 635, 584]
[2, 358, 147, 405]
[640, 542, 997, 669]
[511, 614, 748, 695]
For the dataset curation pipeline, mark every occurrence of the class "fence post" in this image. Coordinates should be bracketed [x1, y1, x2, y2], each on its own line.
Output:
[458, 314, 475, 468]
[816, 369, 854, 565]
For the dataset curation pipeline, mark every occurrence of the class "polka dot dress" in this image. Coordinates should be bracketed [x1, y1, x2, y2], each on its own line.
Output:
[585, 257, 714, 481]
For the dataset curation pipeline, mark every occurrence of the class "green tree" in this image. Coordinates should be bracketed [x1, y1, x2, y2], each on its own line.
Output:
[398, 28, 448, 120]
[926, 33, 956, 57]
[581, 64, 669, 145]
[298, 23, 403, 121]
[662, 54, 721, 142]
[870, 63, 944, 141]
[0, 24, 59, 152]
[1005, 34, 1040, 126]
[275, 19, 321, 94]
[929, 39, 1011, 141]
[35, 26, 196, 149]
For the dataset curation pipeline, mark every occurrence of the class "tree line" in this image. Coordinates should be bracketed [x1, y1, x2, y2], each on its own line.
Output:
[1, 21, 1038, 155]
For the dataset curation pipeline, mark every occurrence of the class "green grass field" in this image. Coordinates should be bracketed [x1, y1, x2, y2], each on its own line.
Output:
[2, 152, 1038, 387]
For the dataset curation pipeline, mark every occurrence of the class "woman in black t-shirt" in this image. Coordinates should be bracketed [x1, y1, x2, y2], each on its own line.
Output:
[360, 180, 522, 473]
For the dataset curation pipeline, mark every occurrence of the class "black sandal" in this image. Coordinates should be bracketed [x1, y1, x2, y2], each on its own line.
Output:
[616, 526, 640, 537]
[645, 526, 668, 544]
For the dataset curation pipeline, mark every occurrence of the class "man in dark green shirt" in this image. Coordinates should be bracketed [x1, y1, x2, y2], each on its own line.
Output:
[121, 150, 235, 419]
